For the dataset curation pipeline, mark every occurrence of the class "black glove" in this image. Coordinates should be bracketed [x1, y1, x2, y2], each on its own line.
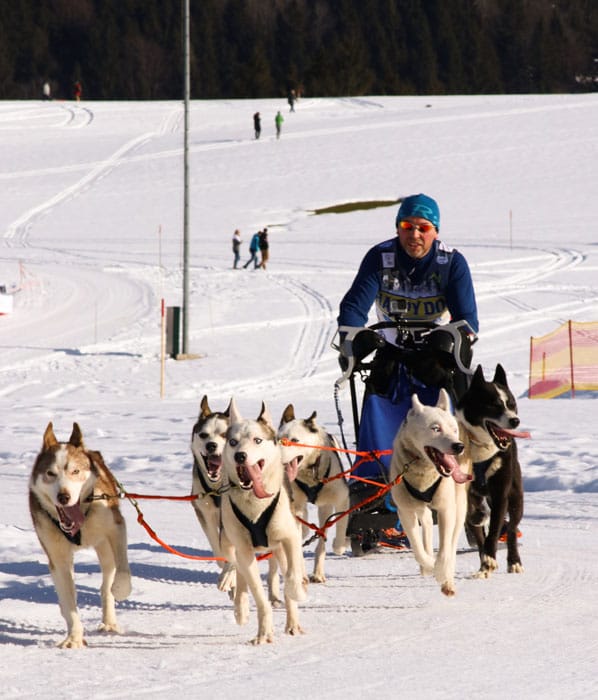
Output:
[338, 353, 349, 372]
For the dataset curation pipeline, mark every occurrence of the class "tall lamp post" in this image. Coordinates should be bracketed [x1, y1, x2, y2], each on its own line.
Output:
[181, 0, 190, 355]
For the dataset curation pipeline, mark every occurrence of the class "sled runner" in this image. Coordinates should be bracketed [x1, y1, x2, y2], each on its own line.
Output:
[333, 315, 476, 556]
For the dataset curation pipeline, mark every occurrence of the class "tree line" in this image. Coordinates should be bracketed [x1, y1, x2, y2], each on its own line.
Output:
[0, 0, 595, 101]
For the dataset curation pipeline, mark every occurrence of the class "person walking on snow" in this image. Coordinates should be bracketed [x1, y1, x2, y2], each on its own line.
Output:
[253, 112, 261, 139]
[243, 230, 261, 269]
[275, 111, 284, 139]
[257, 229, 269, 270]
[232, 229, 242, 269]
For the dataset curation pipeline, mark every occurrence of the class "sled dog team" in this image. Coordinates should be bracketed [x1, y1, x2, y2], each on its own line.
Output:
[29, 364, 529, 648]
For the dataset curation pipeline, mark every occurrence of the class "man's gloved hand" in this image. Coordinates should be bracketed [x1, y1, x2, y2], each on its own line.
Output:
[338, 353, 349, 372]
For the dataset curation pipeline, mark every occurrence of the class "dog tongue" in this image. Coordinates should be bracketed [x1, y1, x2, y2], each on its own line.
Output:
[284, 457, 300, 483]
[441, 453, 473, 484]
[245, 462, 273, 499]
[500, 427, 532, 439]
[56, 503, 85, 536]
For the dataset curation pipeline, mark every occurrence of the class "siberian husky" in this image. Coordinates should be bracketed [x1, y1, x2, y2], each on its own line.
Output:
[278, 404, 349, 583]
[28, 423, 132, 648]
[190, 395, 231, 573]
[456, 364, 530, 578]
[218, 400, 307, 644]
[389, 390, 472, 596]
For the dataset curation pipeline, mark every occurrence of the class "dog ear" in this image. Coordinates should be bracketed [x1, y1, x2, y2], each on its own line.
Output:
[229, 397, 242, 424]
[43, 422, 58, 449]
[493, 364, 508, 386]
[200, 395, 211, 419]
[436, 388, 451, 412]
[410, 393, 424, 413]
[472, 364, 485, 385]
[69, 423, 84, 448]
[223, 398, 232, 417]
[258, 401, 274, 429]
[306, 410, 317, 427]
[280, 404, 295, 426]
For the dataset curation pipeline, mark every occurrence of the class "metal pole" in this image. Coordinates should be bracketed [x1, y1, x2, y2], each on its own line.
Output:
[182, 0, 190, 355]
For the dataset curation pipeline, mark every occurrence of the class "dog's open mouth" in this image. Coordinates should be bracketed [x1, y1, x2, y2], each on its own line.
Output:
[236, 460, 273, 499]
[283, 455, 303, 483]
[56, 503, 85, 537]
[486, 421, 531, 451]
[425, 447, 472, 483]
[203, 454, 222, 481]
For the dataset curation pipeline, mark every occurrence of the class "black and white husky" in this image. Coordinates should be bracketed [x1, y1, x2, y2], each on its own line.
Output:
[190, 395, 231, 573]
[456, 364, 531, 578]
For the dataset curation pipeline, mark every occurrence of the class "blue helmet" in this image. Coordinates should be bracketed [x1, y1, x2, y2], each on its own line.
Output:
[396, 193, 440, 230]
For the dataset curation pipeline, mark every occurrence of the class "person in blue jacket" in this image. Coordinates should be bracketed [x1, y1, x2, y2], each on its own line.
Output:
[243, 231, 261, 269]
[337, 193, 479, 551]
[338, 193, 479, 476]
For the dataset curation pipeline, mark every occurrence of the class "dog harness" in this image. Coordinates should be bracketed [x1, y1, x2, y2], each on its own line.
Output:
[229, 491, 281, 548]
[473, 457, 495, 488]
[403, 476, 443, 503]
[295, 458, 331, 505]
[194, 459, 221, 507]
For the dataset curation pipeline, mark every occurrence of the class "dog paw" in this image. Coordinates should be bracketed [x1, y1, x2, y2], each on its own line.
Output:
[508, 562, 524, 574]
[309, 573, 326, 584]
[473, 569, 491, 579]
[250, 631, 274, 645]
[218, 563, 237, 593]
[441, 582, 456, 597]
[111, 571, 132, 600]
[333, 544, 347, 556]
[269, 596, 284, 609]
[57, 635, 88, 649]
[98, 622, 121, 634]
[285, 622, 305, 636]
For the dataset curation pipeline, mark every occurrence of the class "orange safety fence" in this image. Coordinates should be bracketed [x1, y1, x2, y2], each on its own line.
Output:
[529, 320, 598, 398]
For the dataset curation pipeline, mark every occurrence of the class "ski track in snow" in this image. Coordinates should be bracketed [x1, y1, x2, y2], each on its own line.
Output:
[2, 99, 597, 399]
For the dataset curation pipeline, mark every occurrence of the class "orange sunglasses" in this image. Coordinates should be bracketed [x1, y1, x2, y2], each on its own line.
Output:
[398, 220, 436, 234]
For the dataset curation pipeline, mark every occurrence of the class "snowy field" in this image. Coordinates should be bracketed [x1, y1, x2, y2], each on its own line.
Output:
[1, 94, 597, 698]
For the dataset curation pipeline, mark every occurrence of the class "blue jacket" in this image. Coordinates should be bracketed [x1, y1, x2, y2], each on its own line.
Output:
[249, 233, 260, 253]
[338, 237, 478, 334]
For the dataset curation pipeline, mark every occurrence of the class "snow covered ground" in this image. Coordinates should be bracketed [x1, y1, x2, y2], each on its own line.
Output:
[1, 94, 597, 698]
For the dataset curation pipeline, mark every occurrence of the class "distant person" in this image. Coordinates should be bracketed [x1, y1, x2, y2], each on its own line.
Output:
[73, 80, 82, 102]
[232, 229, 242, 269]
[42, 81, 51, 100]
[288, 89, 296, 112]
[275, 111, 284, 139]
[257, 228, 269, 270]
[243, 230, 261, 269]
[253, 112, 261, 139]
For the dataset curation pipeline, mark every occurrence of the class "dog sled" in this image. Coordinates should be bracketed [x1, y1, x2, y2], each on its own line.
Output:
[333, 314, 477, 556]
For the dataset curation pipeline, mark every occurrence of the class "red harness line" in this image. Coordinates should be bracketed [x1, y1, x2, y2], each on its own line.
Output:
[119, 442, 398, 561]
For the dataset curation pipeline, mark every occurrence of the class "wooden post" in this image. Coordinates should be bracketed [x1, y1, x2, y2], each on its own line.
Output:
[568, 320, 575, 398]
[160, 298, 166, 398]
